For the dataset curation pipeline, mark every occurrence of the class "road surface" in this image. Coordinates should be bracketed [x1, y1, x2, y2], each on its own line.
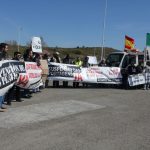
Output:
[0, 86, 150, 150]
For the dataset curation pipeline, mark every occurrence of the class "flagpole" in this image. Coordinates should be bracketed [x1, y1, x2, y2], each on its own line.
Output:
[101, 0, 107, 60]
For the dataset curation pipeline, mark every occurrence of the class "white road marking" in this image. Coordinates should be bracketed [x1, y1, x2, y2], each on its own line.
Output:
[0, 100, 105, 128]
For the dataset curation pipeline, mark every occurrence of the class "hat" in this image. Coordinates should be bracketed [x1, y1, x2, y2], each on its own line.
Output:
[55, 51, 60, 55]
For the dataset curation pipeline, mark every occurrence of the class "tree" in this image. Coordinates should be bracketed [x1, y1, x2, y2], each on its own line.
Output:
[5, 40, 17, 45]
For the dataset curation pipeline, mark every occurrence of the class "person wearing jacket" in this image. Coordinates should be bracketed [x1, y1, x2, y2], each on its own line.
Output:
[23, 48, 33, 98]
[0, 43, 9, 61]
[62, 54, 72, 87]
[73, 56, 82, 88]
[0, 43, 9, 111]
[52, 52, 61, 87]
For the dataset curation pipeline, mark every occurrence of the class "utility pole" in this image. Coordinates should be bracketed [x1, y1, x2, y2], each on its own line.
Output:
[18, 27, 22, 52]
[101, 0, 108, 60]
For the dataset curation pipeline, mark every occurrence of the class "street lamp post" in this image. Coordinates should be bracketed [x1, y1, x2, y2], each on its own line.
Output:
[101, 0, 108, 60]
[17, 27, 22, 52]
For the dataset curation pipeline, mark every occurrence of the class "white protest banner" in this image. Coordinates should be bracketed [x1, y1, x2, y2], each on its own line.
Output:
[16, 62, 42, 89]
[32, 37, 42, 53]
[87, 56, 98, 65]
[48, 62, 81, 81]
[48, 62, 122, 84]
[82, 67, 122, 84]
[128, 74, 145, 86]
[0, 60, 26, 96]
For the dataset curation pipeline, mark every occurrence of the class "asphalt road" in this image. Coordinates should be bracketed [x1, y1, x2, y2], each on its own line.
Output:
[0, 85, 150, 150]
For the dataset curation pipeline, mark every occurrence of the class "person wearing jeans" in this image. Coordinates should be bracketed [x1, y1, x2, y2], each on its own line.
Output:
[0, 96, 7, 112]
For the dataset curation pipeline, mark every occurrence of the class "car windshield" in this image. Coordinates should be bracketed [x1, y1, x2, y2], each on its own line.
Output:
[106, 53, 124, 67]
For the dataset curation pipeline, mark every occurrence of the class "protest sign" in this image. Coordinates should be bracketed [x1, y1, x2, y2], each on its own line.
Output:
[16, 62, 42, 89]
[0, 60, 25, 96]
[32, 37, 42, 53]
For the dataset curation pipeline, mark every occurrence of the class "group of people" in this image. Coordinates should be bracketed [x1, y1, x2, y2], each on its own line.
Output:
[48, 53, 90, 88]
[0, 43, 44, 112]
[121, 60, 150, 89]
[0, 43, 92, 112]
[0, 43, 150, 112]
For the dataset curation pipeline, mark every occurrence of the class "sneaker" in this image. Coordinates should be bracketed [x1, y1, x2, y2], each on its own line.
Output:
[0, 108, 6, 112]
[6, 102, 11, 106]
[23, 94, 31, 98]
[16, 99, 24, 102]
[1, 105, 7, 109]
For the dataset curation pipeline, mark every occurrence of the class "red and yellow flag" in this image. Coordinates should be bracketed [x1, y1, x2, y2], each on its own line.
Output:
[125, 35, 135, 50]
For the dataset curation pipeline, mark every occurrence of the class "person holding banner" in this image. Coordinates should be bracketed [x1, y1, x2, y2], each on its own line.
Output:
[121, 67, 128, 89]
[33, 53, 42, 92]
[52, 52, 61, 87]
[0, 43, 9, 60]
[54, 52, 61, 63]
[73, 56, 83, 88]
[24, 48, 34, 62]
[136, 62, 143, 74]
[23, 48, 33, 98]
[82, 56, 89, 87]
[124, 59, 136, 89]
[12, 52, 24, 102]
[0, 97, 6, 112]
[143, 62, 150, 90]
[5, 52, 23, 105]
[98, 59, 106, 67]
[127, 60, 137, 75]
[62, 54, 72, 87]
[0, 43, 9, 111]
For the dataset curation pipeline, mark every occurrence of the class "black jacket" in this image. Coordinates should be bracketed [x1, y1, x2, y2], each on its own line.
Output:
[0, 51, 8, 61]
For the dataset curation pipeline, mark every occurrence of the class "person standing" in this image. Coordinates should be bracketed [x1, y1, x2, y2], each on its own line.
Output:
[82, 56, 89, 87]
[62, 54, 72, 87]
[136, 62, 143, 74]
[82, 56, 89, 68]
[74, 56, 82, 67]
[63, 54, 72, 64]
[33, 53, 42, 92]
[0, 43, 9, 111]
[0, 43, 9, 61]
[52, 52, 61, 87]
[23, 48, 33, 62]
[123, 60, 136, 89]
[127, 60, 137, 75]
[143, 62, 150, 90]
[13, 52, 24, 102]
[98, 59, 106, 67]
[73, 56, 82, 88]
[23, 48, 33, 98]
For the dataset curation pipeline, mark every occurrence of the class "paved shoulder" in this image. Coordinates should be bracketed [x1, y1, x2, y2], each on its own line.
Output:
[0, 100, 105, 129]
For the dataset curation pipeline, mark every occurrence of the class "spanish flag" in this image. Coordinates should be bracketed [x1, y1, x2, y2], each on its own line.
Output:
[125, 35, 135, 50]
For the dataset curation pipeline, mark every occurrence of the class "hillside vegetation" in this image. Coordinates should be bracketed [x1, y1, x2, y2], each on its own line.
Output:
[8, 44, 119, 61]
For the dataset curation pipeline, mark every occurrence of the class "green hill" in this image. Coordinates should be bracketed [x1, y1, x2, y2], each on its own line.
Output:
[8, 45, 119, 61]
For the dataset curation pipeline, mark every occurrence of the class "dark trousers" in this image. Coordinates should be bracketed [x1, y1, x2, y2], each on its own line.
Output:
[122, 75, 128, 89]
[5, 86, 14, 105]
[15, 86, 21, 101]
[73, 82, 79, 88]
[53, 81, 59, 87]
[63, 81, 68, 87]
[82, 83, 88, 87]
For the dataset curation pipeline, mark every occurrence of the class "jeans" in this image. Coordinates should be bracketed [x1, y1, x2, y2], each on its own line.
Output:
[0, 96, 4, 108]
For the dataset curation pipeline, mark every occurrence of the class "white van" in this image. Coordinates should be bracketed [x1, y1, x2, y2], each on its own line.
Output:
[105, 51, 144, 69]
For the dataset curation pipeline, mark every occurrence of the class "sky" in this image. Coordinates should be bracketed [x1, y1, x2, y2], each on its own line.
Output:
[0, 0, 150, 51]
